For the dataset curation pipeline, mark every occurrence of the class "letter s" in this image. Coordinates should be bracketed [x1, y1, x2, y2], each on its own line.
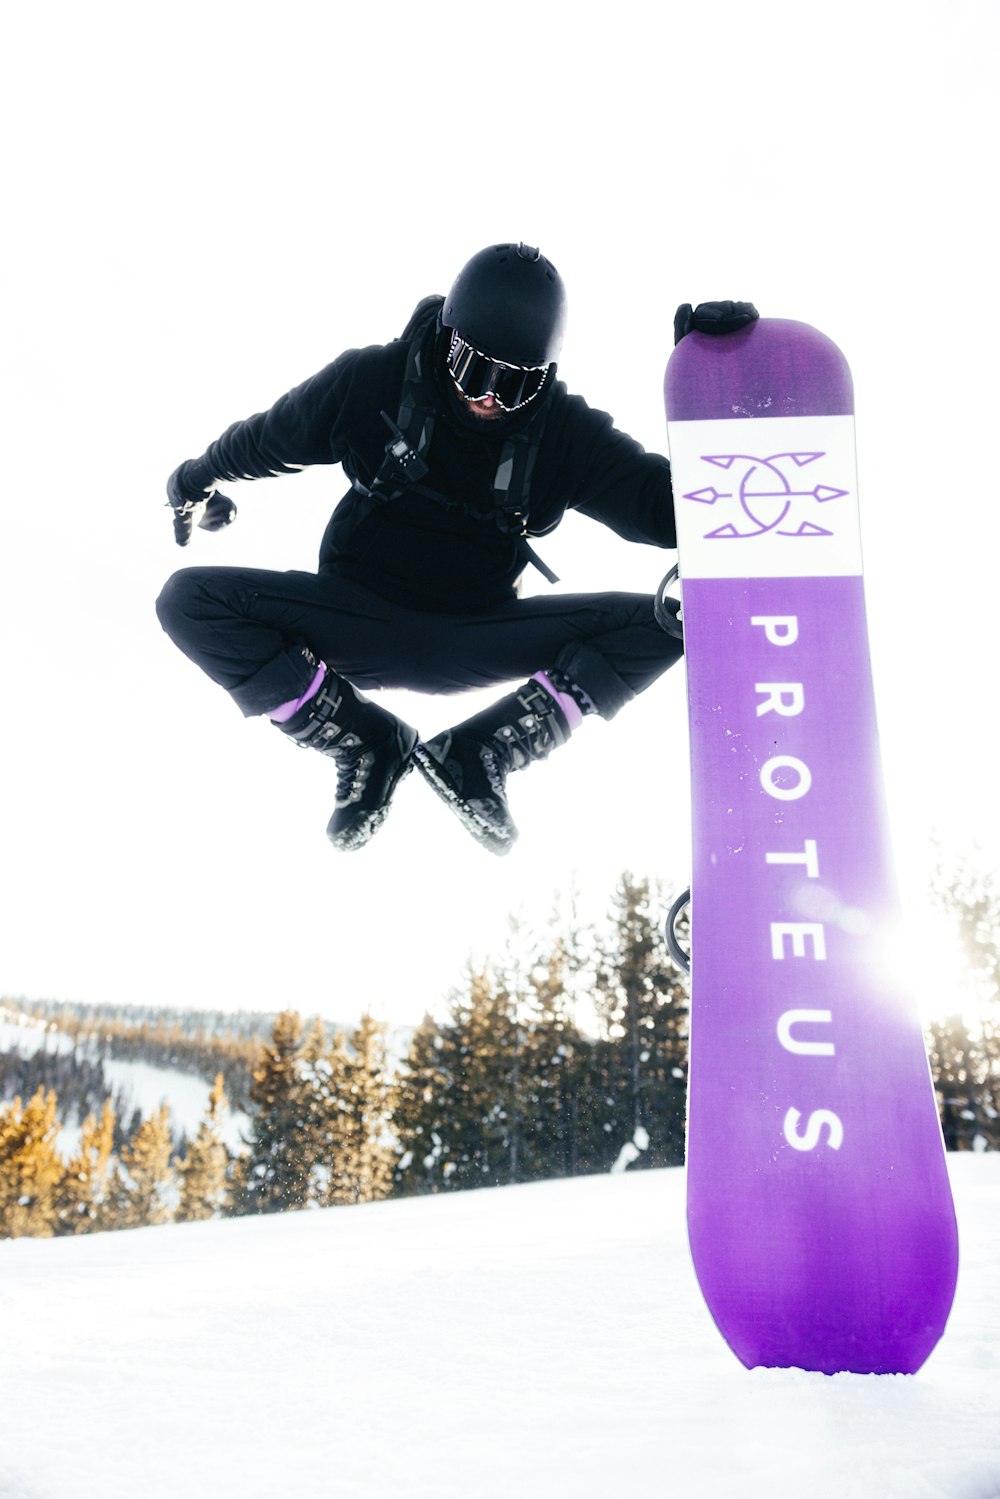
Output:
[783, 1107, 844, 1152]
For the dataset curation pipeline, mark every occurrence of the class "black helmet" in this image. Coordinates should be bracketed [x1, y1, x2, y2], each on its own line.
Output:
[442, 243, 567, 367]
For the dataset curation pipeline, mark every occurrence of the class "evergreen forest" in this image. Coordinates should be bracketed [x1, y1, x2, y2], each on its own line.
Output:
[1, 864, 997, 1241]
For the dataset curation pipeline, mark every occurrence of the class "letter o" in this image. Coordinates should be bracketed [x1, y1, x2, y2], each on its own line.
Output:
[760, 755, 812, 801]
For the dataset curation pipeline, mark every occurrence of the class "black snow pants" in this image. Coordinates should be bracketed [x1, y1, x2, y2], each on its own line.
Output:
[155, 566, 682, 720]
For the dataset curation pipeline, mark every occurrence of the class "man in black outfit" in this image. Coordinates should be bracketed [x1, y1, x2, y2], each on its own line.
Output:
[157, 242, 754, 854]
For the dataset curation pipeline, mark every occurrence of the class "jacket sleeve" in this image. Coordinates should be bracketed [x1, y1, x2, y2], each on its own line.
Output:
[565, 403, 677, 549]
[196, 351, 361, 483]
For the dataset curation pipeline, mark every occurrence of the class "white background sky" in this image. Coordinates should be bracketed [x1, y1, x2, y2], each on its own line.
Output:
[1, 0, 996, 1030]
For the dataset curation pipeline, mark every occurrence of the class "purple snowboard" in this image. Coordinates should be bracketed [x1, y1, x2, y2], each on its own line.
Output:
[664, 319, 958, 1375]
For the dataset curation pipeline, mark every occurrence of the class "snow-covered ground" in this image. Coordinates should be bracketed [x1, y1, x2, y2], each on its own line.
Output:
[0, 1155, 997, 1499]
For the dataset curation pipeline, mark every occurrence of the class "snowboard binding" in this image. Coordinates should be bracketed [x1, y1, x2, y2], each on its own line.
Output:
[665, 887, 691, 974]
[654, 564, 684, 640]
[653, 567, 691, 973]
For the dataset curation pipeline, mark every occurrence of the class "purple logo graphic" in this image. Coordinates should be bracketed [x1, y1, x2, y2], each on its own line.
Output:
[683, 452, 849, 539]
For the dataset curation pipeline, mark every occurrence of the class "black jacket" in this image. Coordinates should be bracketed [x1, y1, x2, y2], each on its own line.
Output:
[196, 320, 676, 614]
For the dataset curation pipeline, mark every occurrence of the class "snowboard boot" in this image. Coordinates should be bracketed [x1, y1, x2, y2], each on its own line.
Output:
[413, 675, 576, 855]
[274, 667, 419, 851]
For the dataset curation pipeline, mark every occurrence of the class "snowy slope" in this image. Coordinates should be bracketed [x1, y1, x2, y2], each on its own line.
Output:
[0, 1156, 997, 1499]
[97, 1055, 249, 1152]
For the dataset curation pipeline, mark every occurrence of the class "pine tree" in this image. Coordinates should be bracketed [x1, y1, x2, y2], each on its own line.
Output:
[926, 1015, 987, 1150]
[935, 854, 1000, 1003]
[392, 909, 600, 1195]
[391, 1013, 454, 1195]
[176, 1075, 230, 1222]
[594, 872, 689, 1169]
[443, 964, 524, 1189]
[110, 1104, 175, 1229]
[391, 968, 515, 1194]
[296, 1016, 345, 1205]
[0, 1088, 63, 1239]
[325, 1015, 394, 1206]
[519, 936, 590, 1182]
[932, 855, 1000, 1149]
[517, 890, 611, 1181]
[54, 1098, 115, 1235]
[236, 1010, 315, 1215]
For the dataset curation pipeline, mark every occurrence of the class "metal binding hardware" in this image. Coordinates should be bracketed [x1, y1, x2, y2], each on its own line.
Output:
[654, 564, 684, 640]
[665, 886, 691, 974]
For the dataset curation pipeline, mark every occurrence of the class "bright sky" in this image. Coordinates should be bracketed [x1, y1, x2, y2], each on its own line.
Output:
[1, 0, 995, 1030]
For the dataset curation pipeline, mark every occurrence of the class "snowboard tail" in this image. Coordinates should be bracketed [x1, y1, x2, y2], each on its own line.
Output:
[664, 320, 958, 1375]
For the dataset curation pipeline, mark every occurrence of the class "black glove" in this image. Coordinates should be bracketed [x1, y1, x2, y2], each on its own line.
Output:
[674, 301, 759, 346]
[166, 459, 237, 547]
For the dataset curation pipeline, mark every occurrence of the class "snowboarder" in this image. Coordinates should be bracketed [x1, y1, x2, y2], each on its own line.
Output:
[158, 242, 754, 853]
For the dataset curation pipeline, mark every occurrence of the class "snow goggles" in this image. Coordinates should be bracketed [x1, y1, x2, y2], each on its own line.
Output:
[446, 331, 550, 412]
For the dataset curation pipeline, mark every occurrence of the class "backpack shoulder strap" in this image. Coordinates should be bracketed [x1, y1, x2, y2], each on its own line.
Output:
[494, 414, 559, 582]
[492, 415, 545, 536]
[356, 301, 442, 499]
[396, 299, 442, 467]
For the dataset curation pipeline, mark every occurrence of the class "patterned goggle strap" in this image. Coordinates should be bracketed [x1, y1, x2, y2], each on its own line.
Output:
[446, 331, 550, 412]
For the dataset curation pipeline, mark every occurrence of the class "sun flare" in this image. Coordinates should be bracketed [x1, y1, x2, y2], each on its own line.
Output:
[881, 907, 980, 1033]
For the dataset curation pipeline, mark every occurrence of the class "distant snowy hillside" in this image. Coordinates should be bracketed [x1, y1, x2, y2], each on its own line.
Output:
[0, 1004, 249, 1152]
[1, 1157, 998, 1499]
[97, 1054, 249, 1151]
[0, 1006, 73, 1057]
